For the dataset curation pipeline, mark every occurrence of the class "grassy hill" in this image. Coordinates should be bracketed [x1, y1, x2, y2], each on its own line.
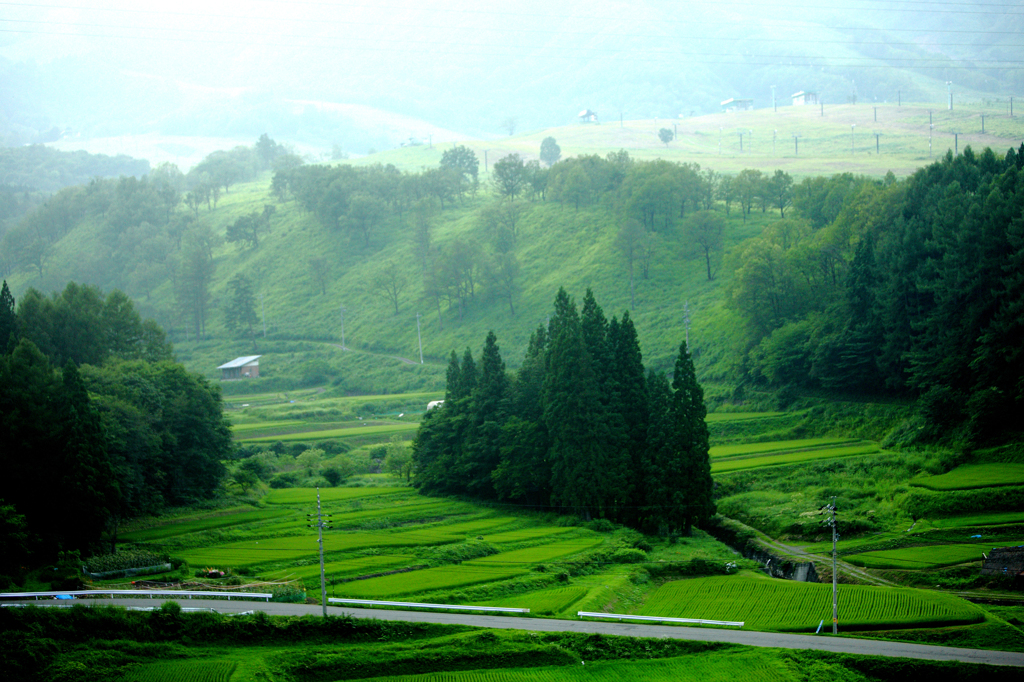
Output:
[5, 105, 1023, 397]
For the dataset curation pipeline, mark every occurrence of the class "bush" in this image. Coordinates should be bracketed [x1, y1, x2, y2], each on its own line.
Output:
[586, 518, 615, 532]
[85, 550, 164, 574]
[610, 548, 647, 564]
[269, 472, 299, 489]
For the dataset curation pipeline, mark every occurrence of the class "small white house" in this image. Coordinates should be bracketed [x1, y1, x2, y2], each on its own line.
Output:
[791, 91, 818, 106]
[218, 356, 262, 380]
[427, 400, 445, 410]
[721, 98, 754, 113]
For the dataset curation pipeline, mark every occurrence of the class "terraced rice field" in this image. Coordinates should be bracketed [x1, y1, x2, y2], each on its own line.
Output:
[710, 441, 880, 474]
[263, 554, 415, 582]
[477, 585, 589, 615]
[844, 542, 1023, 569]
[637, 576, 983, 631]
[481, 527, 575, 543]
[358, 651, 793, 682]
[122, 660, 237, 682]
[709, 438, 859, 458]
[121, 508, 294, 542]
[334, 564, 530, 598]
[180, 529, 460, 567]
[705, 412, 784, 422]
[264, 487, 412, 505]
[239, 422, 419, 443]
[467, 541, 604, 567]
[930, 511, 1024, 528]
[910, 463, 1024, 491]
[256, 500, 462, 533]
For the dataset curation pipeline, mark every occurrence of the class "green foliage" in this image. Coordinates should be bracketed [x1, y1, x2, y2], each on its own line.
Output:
[85, 550, 164, 574]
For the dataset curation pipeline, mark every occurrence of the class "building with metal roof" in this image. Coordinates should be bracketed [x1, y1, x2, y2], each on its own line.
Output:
[217, 356, 262, 380]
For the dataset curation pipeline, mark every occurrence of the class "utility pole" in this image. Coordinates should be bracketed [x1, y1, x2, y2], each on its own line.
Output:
[947, 81, 953, 111]
[874, 132, 882, 154]
[738, 131, 743, 152]
[981, 114, 986, 133]
[822, 497, 839, 635]
[873, 106, 877, 123]
[307, 489, 332, 617]
[954, 132, 961, 155]
[851, 124, 856, 153]
[929, 124, 934, 157]
[792, 134, 801, 156]
[416, 313, 423, 364]
[339, 305, 346, 350]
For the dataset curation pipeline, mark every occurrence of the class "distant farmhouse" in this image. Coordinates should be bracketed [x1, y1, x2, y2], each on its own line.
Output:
[578, 109, 599, 124]
[791, 91, 819, 106]
[218, 355, 262, 380]
[721, 98, 754, 113]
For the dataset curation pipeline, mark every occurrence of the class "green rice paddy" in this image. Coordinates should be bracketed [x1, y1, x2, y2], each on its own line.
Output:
[263, 486, 412, 505]
[334, 564, 530, 598]
[121, 660, 237, 682]
[637, 575, 984, 631]
[910, 463, 1024, 491]
[844, 542, 1022, 570]
[710, 443, 880, 473]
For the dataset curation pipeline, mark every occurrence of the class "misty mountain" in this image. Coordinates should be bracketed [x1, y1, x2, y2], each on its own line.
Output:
[1, 0, 1019, 152]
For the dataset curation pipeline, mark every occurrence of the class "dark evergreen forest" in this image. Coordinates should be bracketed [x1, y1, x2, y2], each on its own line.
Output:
[413, 289, 715, 535]
[0, 281, 233, 576]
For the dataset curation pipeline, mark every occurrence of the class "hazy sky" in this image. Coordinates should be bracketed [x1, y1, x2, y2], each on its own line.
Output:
[1, 1, 1020, 144]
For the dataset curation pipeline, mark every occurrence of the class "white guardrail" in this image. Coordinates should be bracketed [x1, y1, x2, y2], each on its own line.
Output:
[577, 611, 744, 627]
[329, 598, 528, 613]
[0, 590, 273, 602]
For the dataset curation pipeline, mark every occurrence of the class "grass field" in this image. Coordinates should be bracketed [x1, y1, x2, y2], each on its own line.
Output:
[637, 575, 984, 631]
[710, 443, 880, 473]
[844, 542, 1023, 570]
[910, 463, 1024, 491]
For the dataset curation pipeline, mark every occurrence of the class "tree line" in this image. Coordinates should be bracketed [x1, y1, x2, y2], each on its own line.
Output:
[0, 280, 233, 574]
[412, 288, 715, 535]
[729, 145, 1024, 443]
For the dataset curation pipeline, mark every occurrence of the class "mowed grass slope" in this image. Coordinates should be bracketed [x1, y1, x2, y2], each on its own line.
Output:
[637, 576, 984, 631]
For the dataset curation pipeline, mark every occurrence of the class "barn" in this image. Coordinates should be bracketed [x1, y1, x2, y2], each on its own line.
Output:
[218, 355, 262, 380]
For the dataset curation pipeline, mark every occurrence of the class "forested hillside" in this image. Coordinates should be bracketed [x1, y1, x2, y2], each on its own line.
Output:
[3, 137, 1023, 443]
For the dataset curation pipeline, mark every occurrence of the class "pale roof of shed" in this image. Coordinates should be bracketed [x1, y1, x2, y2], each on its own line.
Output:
[217, 355, 262, 369]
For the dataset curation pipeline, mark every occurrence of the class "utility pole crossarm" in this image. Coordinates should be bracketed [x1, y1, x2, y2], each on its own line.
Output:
[821, 497, 839, 635]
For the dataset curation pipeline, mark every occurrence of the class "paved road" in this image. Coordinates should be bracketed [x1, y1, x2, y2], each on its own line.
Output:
[6, 598, 1023, 668]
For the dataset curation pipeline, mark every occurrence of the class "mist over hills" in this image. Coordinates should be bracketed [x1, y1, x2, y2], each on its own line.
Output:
[1, 0, 1020, 153]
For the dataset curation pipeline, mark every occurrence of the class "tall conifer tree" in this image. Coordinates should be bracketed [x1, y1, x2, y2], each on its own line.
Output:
[671, 342, 715, 533]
